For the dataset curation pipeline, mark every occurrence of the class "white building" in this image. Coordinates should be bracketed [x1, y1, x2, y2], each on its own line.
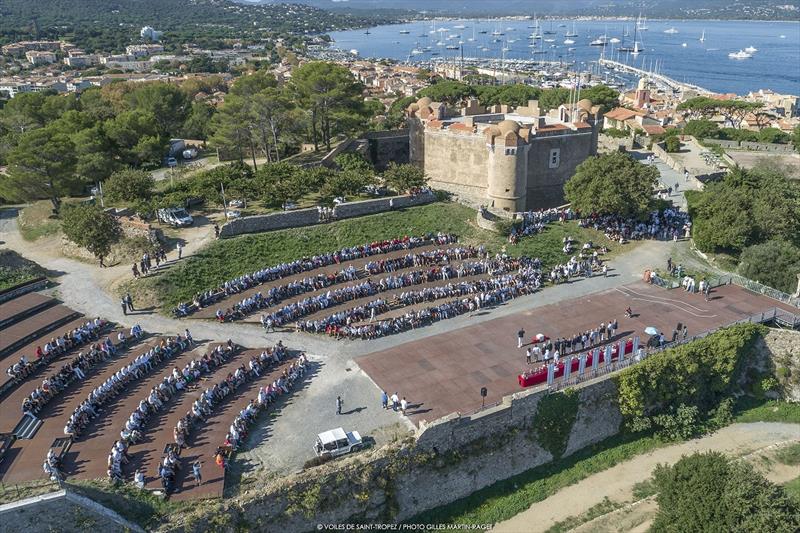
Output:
[140, 26, 163, 42]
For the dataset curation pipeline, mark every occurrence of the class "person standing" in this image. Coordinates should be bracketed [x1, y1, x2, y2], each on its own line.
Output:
[517, 328, 525, 348]
[336, 395, 343, 415]
[704, 282, 711, 302]
[602, 264, 608, 277]
[125, 293, 134, 312]
[121, 298, 128, 316]
[192, 460, 202, 486]
[214, 224, 220, 239]
[391, 392, 399, 411]
[381, 390, 388, 410]
[682, 325, 688, 340]
[400, 397, 408, 415]
[176, 242, 183, 260]
[526, 347, 532, 365]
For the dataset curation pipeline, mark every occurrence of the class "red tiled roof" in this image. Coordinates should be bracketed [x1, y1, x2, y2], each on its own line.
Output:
[642, 124, 666, 135]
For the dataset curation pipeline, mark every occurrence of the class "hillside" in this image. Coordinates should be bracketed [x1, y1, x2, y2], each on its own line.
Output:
[261, 0, 800, 21]
[0, 0, 397, 51]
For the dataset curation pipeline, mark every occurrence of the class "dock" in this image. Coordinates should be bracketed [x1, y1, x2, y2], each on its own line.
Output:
[598, 58, 711, 95]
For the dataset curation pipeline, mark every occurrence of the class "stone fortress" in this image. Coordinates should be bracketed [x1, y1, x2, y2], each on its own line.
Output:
[407, 96, 603, 212]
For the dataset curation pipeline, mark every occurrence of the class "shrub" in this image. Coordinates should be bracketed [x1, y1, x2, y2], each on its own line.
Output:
[615, 323, 765, 419]
[738, 239, 800, 294]
[652, 452, 800, 532]
[664, 136, 681, 153]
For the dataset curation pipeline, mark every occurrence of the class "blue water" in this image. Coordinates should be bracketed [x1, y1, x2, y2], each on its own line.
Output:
[329, 19, 800, 95]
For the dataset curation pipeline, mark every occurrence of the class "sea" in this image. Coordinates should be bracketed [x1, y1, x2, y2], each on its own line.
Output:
[328, 19, 800, 95]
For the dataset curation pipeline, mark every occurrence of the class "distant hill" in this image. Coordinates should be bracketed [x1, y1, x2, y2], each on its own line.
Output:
[0, 0, 397, 50]
[243, 0, 800, 21]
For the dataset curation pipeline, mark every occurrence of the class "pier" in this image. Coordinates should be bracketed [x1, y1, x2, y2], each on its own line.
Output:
[598, 58, 711, 95]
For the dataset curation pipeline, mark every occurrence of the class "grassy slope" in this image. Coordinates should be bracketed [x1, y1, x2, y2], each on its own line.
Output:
[16, 201, 61, 242]
[148, 202, 629, 309]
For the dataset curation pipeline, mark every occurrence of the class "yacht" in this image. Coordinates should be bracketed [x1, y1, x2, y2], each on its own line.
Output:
[609, 37, 621, 44]
[745, 45, 758, 53]
[565, 22, 578, 38]
[728, 49, 752, 59]
[453, 24, 466, 30]
[411, 48, 424, 55]
[590, 37, 608, 46]
[399, 30, 410, 34]
[681, 43, 688, 47]
[563, 38, 575, 45]
[544, 38, 555, 43]
[664, 27, 679, 34]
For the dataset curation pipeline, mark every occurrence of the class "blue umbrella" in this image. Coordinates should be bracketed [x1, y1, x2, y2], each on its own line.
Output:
[644, 326, 659, 336]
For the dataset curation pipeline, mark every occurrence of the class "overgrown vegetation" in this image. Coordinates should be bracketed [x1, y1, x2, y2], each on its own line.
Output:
[687, 160, 800, 293]
[531, 389, 581, 459]
[651, 451, 800, 532]
[616, 323, 765, 439]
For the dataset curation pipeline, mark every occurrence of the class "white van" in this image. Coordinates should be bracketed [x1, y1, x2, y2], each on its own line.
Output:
[314, 427, 363, 458]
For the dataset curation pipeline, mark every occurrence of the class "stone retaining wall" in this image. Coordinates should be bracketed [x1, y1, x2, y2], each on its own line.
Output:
[0, 277, 48, 304]
[703, 138, 796, 153]
[219, 193, 436, 237]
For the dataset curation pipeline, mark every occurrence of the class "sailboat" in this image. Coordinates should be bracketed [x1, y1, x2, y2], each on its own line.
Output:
[699, 29, 706, 43]
[619, 23, 642, 55]
[745, 45, 758, 53]
[636, 14, 648, 31]
[565, 22, 578, 38]
[467, 26, 476, 42]
[664, 27, 679, 34]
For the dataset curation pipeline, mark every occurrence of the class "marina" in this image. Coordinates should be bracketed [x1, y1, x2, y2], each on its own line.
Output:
[327, 18, 800, 94]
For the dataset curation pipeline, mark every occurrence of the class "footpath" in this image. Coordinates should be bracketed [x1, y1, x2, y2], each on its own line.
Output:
[492, 422, 800, 533]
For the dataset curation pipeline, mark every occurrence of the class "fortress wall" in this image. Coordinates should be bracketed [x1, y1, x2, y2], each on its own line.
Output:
[526, 132, 595, 210]
[422, 131, 490, 205]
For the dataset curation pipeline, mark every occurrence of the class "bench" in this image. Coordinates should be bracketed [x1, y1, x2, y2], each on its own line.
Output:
[13, 412, 42, 440]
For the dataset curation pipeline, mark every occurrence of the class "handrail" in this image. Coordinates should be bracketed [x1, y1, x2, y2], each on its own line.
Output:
[708, 274, 800, 309]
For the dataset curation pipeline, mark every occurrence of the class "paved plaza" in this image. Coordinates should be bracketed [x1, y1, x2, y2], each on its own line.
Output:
[357, 281, 797, 426]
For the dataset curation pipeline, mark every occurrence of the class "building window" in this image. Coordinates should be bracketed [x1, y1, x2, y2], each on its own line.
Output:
[505, 147, 517, 156]
[549, 148, 560, 169]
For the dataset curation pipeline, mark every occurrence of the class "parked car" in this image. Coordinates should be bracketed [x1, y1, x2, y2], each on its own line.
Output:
[283, 201, 299, 211]
[166, 157, 178, 168]
[157, 207, 193, 227]
[314, 428, 363, 458]
[225, 209, 241, 219]
[228, 199, 244, 208]
[333, 196, 347, 205]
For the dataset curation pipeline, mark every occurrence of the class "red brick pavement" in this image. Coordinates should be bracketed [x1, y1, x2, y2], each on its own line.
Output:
[0, 292, 53, 323]
[356, 282, 798, 427]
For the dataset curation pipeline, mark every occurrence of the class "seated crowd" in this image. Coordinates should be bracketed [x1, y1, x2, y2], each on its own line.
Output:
[257, 254, 503, 330]
[172, 233, 458, 317]
[109, 339, 248, 489]
[299, 257, 544, 339]
[508, 207, 574, 244]
[578, 207, 691, 244]
[22, 332, 122, 415]
[6, 318, 109, 383]
[223, 353, 308, 451]
[63, 330, 186, 439]
[216, 246, 477, 323]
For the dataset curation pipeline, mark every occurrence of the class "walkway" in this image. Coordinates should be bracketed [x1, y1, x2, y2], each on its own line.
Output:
[492, 422, 800, 533]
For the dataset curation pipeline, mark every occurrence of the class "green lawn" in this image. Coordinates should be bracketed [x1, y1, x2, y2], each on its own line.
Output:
[147, 201, 630, 309]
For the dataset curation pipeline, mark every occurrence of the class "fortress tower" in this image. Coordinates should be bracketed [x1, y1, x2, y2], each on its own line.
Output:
[407, 97, 602, 212]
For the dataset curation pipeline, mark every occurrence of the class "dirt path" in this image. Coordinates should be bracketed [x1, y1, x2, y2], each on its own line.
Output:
[492, 422, 800, 533]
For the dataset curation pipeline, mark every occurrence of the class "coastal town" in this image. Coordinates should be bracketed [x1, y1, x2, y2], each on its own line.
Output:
[0, 2, 799, 532]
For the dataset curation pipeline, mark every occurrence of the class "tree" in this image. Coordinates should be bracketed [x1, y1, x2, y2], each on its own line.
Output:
[564, 152, 659, 218]
[103, 168, 155, 205]
[738, 240, 800, 293]
[60, 204, 122, 266]
[124, 82, 189, 139]
[664, 136, 681, 152]
[321, 170, 375, 201]
[334, 152, 373, 174]
[209, 95, 254, 166]
[581, 85, 620, 110]
[793, 125, 800, 152]
[3, 127, 79, 210]
[181, 101, 216, 142]
[757, 127, 790, 144]
[382, 163, 427, 193]
[417, 80, 474, 106]
[248, 88, 295, 162]
[691, 182, 756, 252]
[652, 452, 800, 533]
[291, 61, 365, 151]
[683, 119, 719, 140]
[538, 88, 571, 112]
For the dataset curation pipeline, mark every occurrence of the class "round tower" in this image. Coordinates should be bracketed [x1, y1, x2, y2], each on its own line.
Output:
[485, 120, 527, 212]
